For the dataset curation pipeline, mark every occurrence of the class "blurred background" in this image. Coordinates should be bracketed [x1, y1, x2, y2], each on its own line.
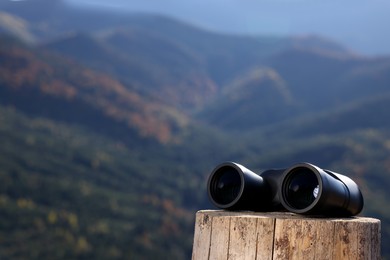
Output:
[1, 0, 390, 258]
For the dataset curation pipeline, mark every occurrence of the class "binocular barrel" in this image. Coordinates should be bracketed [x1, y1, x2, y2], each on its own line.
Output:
[207, 162, 364, 216]
[207, 162, 284, 211]
[280, 163, 364, 216]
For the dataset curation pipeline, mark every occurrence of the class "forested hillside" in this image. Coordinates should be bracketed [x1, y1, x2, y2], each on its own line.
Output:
[0, 105, 199, 259]
[1, 0, 390, 258]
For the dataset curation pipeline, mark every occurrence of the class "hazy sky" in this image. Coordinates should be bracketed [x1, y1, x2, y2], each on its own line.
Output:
[66, 0, 390, 55]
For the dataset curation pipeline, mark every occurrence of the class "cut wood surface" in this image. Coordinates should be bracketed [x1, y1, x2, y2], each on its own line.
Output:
[192, 210, 381, 260]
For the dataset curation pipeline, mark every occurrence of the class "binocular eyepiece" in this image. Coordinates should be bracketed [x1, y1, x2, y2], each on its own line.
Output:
[207, 162, 364, 216]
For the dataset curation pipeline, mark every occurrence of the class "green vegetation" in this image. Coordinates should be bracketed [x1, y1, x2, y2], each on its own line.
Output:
[0, 106, 198, 259]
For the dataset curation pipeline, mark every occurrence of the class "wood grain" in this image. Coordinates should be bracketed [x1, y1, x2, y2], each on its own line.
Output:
[192, 210, 381, 260]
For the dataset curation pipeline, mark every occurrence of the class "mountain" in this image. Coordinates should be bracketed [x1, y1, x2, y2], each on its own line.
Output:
[0, 104, 197, 259]
[262, 93, 390, 139]
[268, 47, 390, 107]
[0, 0, 339, 109]
[44, 29, 218, 108]
[0, 11, 36, 43]
[196, 67, 297, 129]
[0, 35, 246, 259]
[0, 35, 190, 144]
[40, 15, 357, 114]
[2, 0, 358, 113]
[1, 1, 390, 259]
[196, 46, 390, 131]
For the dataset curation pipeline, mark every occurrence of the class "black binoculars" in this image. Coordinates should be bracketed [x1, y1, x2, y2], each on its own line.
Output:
[207, 162, 364, 216]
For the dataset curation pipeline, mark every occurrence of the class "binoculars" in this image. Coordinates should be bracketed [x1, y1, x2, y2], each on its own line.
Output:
[207, 162, 364, 216]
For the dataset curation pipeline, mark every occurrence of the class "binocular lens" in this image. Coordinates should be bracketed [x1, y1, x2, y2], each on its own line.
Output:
[209, 166, 242, 205]
[283, 168, 319, 210]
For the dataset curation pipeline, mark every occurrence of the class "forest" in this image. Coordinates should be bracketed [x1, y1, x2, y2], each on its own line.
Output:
[1, 0, 390, 258]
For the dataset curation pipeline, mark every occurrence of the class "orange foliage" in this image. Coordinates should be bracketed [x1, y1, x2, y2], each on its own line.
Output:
[0, 44, 182, 143]
[0, 47, 53, 89]
[130, 113, 172, 143]
[40, 80, 77, 99]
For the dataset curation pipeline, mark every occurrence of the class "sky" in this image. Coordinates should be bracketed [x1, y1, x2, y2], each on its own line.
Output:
[65, 0, 390, 55]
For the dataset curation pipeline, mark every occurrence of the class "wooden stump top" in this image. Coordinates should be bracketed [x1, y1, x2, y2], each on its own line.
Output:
[192, 210, 381, 260]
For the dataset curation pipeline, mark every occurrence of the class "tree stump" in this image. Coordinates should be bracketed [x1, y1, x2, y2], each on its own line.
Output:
[192, 210, 381, 260]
